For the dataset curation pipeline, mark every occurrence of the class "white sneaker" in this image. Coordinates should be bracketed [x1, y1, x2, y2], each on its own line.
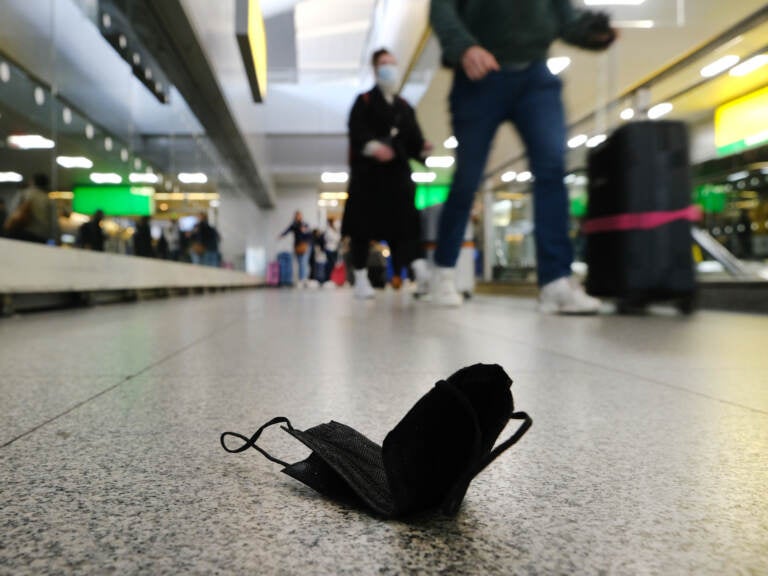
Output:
[411, 258, 431, 298]
[430, 267, 463, 307]
[353, 269, 375, 300]
[539, 276, 601, 315]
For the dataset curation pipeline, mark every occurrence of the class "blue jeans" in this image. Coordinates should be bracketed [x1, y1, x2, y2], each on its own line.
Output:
[434, 62, 573, 286]
[202, 251, 219, 267]
[296, 251, 309, 281]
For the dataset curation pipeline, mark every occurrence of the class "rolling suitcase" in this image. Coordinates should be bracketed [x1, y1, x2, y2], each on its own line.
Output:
[584, 120, 699, 314]
[266, 261, 280, 286]
[277, 252, 293, 286]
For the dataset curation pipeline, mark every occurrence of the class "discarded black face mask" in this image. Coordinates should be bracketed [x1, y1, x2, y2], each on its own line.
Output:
[220, 363, 532, 518]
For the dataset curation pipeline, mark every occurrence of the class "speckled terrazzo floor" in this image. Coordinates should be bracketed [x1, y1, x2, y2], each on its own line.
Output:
[1, 288, 766, 575]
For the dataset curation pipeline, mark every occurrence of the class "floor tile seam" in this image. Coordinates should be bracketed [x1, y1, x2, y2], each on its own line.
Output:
[0, 316, 245, 450]
[444, 316, 768, 417]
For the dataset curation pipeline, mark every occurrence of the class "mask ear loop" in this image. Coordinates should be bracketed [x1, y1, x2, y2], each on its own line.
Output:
[441, 411, 532, 515]
[220, 417, 294, 467]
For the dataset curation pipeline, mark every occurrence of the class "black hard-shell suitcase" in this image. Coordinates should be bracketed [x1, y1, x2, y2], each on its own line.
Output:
[585, 121, 697, 314]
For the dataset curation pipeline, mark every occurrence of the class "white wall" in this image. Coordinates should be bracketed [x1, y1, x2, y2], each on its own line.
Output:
[214, 189, 268, 274]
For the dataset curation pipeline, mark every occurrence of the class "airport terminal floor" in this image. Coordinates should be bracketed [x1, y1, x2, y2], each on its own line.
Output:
[1, 288, 766, 574]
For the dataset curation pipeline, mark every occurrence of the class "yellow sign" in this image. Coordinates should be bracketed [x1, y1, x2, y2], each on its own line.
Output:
[715, 86, 768, 156]
[236, 0, 267, 102]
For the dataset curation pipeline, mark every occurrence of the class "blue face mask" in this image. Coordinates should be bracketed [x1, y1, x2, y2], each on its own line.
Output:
[376, 64, 399, 92]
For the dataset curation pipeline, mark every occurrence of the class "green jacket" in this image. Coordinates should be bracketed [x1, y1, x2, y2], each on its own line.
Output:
[430, 0, 588, 67]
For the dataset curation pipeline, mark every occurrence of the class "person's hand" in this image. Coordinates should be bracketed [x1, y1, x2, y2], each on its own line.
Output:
[373, 145, 395, 163]
[590, 27, 618, 49]
[461, 46, 500, 81]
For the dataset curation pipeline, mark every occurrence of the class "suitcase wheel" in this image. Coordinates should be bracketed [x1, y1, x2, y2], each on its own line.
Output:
[676, 295, 697, 316]
[617, 298, 649, 315]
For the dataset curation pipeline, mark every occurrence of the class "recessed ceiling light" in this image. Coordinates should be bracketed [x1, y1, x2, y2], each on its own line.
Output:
[118, 35, 127, 49]
[57, 156, 93, 169]
[411, 172, 437, 183]
[444, 136, 458, 149]
[613, 20, 654, 28]
[34, 87, 45, 106]
[620, 108, 635, 121]
[729, 54, 768, 77]
[587, 134, 607, 148]
[647, 102, 673, 119]
[104, 137, 113, 151]
[425, 156, 455, 169]
[178, 172, 208, 184]
[0, 62, 9, 83]
[516, 171, 532, 182]
[321, 172, 348, 184]
[62, 107, 72, 125]
[568, 134, 588, 148]
[90, 172, 122, 184]
[700, 55, 740, 78]
[121, 148, 129, 162]
[7, 134, 55, 149]
[102, 13, 111, 29]
[129, 173, 159, 184]
[501, 171, 517, 183]
[85, 124, 95, 139]
[0, 171, 23, 183]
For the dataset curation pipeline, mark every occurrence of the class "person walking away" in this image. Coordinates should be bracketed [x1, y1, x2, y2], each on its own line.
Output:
[311, 228, 328, 284]
[324, 217, 341, 281]
[279, 211, 312, 287]
[78, 210, 106, 251]
[4, 173, 59, 244]
[341, 48, 432, 300]
[133, 216, 154, 258]
[193, 213, 220, 267]
[165, 218, 182, 261]
[429, 0, 615, 311]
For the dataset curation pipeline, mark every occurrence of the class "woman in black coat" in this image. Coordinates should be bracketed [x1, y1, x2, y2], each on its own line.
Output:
[341, 48, 432, 299]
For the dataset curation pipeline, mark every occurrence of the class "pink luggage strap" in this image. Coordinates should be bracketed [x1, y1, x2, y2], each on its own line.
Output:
[583, 205, 701, 235]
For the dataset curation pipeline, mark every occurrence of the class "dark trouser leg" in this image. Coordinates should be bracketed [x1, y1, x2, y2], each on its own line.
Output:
[510, 63, 573, 286]
[350, 238, 369, 270]
[434, 73, 506, 268]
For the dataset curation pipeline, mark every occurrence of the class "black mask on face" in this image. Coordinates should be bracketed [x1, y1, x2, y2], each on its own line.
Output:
[220, 364, 532, 518]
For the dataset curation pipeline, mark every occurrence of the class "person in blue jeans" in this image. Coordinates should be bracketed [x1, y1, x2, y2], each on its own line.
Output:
[430, 0, 615, 312]
[279, 211, 312, 287]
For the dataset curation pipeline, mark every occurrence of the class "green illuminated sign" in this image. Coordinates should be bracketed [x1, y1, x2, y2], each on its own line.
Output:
[73, 186, 155, 216]
[415, 185, 450, 210]
[694, 184, 727, 214]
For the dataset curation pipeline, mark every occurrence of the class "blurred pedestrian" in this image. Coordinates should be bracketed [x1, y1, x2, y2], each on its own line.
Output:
[192, 212, 220, 267]
[133, 216, 154, 258]
[279, 211, 312, 287]
[78, 210, 105, 251]
[4, 173, 59, 244]
[430, 0, 615, 311]
[310, 228, 328, 284]
[324, 217, 341, 281]
[341, 48, 432, 300]
[165, 217, 182, 261]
